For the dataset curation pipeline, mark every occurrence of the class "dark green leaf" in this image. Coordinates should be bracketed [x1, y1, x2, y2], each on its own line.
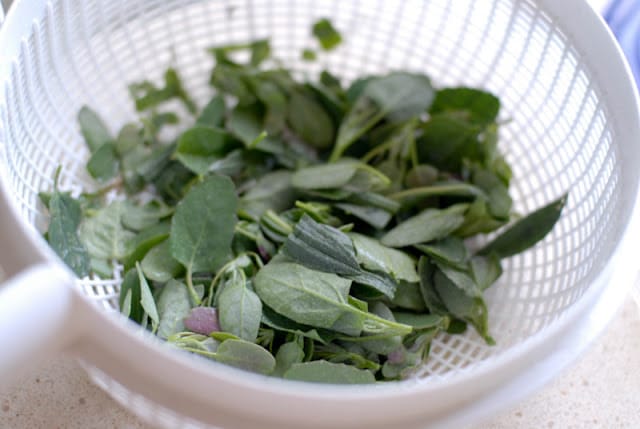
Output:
[415, 237, 469, 270]
[381, 204, 468, 247]
[153, 161, 196, 205]
[405, 164, 439, 188]
[348, 192, 400, 213]
[287, 90, 335, 149]
[170, 175, 238, 273]
[291, 161, 389, 192]
[261, 305, 330, 344]
[470, 165, 512, 219]
[213, 339, 275, 375]
[334, 203, 392, 229]
[175, 126, 239, 175]
[86, 142, 119, 182]
[282, 214, 361, 276]
[302, 49, 317, 61]
[78, 106, 112, 153]
[274, 341, 305, 377]
[454, 198, 505, 237]
[345, 302, 402, 355]
[471, 254, 503, 291]
[121, 201, 173, 232]
[209, 65, 256, 105]
[284, 361, 375, 384]
[79, 202, 136, 260]
[430, 87, 500, 126]
[89, 257, 112, 278]
[141, 240, 184, 282]
[227, 104, 266, 147]
[389, 181, 485, 205]
[47, 192, 90, 277]
[239, 170, 295, 218]
[346, 270, 398, 300]
[259, 209, 294, 243]
[135, 142, 176, 183]
[254, 262, 411, 336]
[331, 73, 435, 161]
[291, 161, 358, 190]
[137, 262, 159, 332]
[157, 279, 192, 339]
[349, 232, 419, 282]
[196, 95, 226, 127]
[435, 262, 481, 298]
[390, 281, 426, 312]
[130, 67, 196, 114]
[250, 39, 271, 67]
[253, 80, 287, 134]
[119, 268, 143, 323]
[393, 312, 448, 331]
[114, 123, 143, 156]
[433, 267, 493, 344]
[218, 270, 263, 342]
[312, 18, 343, 51]
[479, 194, 567, 258]
[416, 113, 482, 172]
[418, 256, 448, 315]
[255, 262, 352, 330]
[124, 222, 171, 271]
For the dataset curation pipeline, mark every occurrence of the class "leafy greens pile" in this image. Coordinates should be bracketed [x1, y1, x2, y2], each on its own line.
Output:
[42, 20, 566, 384]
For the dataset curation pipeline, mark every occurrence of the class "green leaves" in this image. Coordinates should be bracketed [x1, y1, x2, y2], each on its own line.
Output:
[218, 269, 263, 342]
[282, 214, 361, 275]
[479, 194, 568, 258]
[80, 202, 136, 260]
[47, 191, 90, 277]
[381, 204, 468, 247]
[175, 127, 239, 175]
[330, 73, 435, 161]
[156, 279, 192, 339]
[430, 87, 500, 126]
[129, 67, 196, 114]
[349, 233, 419, 283]
[254, 262, 411, 337]
[255, 262, 353, 332]
[44, 23, 571, 384]
[212, 339, 275, 375]
[291, 161, 389, 192]
[287, 90, 335, 149]
[312, 19, 343, 51]
[170, 175, 238, 274]
[284, 361, 375, 384]
[78, 106, 112, 153]
[86, 143, 119, 182]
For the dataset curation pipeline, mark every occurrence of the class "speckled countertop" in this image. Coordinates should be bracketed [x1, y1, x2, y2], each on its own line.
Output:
[1, 294, 638, 429]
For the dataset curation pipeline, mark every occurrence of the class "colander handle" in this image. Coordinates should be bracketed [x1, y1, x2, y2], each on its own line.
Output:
[0, 262, 80, 389]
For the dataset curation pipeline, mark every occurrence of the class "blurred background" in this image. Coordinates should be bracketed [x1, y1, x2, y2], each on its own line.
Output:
[606, 0, 640, 87]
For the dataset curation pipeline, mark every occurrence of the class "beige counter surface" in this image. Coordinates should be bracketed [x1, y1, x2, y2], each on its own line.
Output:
[1, 295, 639, 429]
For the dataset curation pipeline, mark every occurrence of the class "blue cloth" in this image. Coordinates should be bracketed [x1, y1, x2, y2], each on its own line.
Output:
[605, 0, 640, 86]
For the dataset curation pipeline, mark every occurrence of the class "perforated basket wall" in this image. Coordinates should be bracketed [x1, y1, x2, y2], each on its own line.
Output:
[0, 0, 626, 427]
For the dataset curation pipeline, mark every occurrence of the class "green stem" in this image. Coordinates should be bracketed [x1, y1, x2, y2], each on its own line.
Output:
[360, 311, 413, 336]
[186, 265, 202, 306]
[178, 346, 218, 359]
[389, 183, 485, 202]
[361, 138, 396, 163]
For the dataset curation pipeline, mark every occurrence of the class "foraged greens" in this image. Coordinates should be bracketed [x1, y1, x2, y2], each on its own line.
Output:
[42, 19, 567, 384]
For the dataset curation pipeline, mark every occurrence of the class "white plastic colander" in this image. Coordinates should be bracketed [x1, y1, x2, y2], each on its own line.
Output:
[0, 0, 639, 428]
